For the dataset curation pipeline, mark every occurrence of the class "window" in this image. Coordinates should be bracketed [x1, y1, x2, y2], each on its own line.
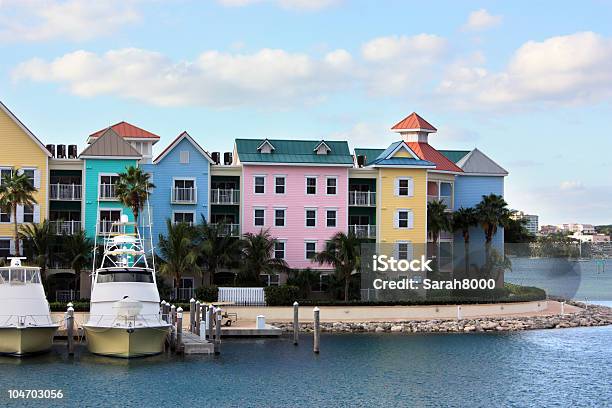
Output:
[0, 239, 10, 257]
[0, 207, 10, 223]
[0, 168, 12, 186]
[397, 242, 413, 260]
[173, 212, 194, 225]
[306, 177, 317, 195]
[254, 176, 265, 194]
[23, 205, 34, 223]
[99, 174, 119, 199]
[275, 176, 285, 194]
[22, 169, 35, 187]
[173, 179, 195, 202]
[326, 177, 337, 195]
[397, 177, 413, 196]
[254, 209, 265, 226]
[396, 210, 413, 229]
[261, 273, 280, 286]
[274, 241, 285, 259]
[180, 151, 190, 164]
[99, 209, 121, 234]
[275, 209, 285, 227]
[326, 210, 337, 227]
[305, 209, 317, 227]
[305, 241, 317, 260]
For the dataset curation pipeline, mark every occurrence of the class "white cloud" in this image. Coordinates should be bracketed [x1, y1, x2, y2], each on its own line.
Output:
[437, 32, 612, 109]
[330, 121, 394, 148]
[560, 180, 585, 191]
[0, 0, 141, 42]
[463, 9, 502, 31]
[216, 0, 341, 11]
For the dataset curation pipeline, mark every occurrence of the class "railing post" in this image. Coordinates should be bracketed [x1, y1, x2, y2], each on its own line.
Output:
[207, 306, 214, 341]
[293, 301, 299, 345]
[176, 307, 183, 353]
[189, 298, 196, 333]
[195, 300, 201, 335]
[313, 307, 320, 354]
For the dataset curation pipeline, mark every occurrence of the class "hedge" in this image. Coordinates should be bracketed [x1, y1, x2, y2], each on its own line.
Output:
[264, 285, 300, 306]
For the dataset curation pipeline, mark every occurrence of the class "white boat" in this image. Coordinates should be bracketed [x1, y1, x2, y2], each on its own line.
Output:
[83, 215, 170, 358]
[0, 258, 59, 356]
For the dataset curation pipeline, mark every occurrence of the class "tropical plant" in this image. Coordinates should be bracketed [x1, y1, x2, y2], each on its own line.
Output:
[427, 199, 451, 272]
[0, 168, 37, 255]
[286, 268, 320, 299]
[158, 219, 200, 288]
[61, 229, 94, 280]
[312, 232, 361, 302]
[19, 220, 54, 280]
[238, 229, 288, 286]
[115, 166, 155, 230]
[197, 219, 242, 286]
[474, 194, 511, 260]
[452, 207, 478, 276]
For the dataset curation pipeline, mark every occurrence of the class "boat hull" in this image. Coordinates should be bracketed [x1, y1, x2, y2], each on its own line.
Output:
[83, 325, 170, 358]
[0, 326, 58, 356]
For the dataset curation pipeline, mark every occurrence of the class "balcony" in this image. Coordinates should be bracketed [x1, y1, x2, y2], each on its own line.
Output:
[171, 187, 197, 204]
[98, 220, 121, 236]
[348, 191, 376, 206]
[211, 189, 240, 205]
[99, 184, 117, 200]
[50, 220, 82, 235]
[211, 223, 240, 237]
[349, 224, 376, 239]
[427, 195, 452, 208]
[49, 184, 82, 201]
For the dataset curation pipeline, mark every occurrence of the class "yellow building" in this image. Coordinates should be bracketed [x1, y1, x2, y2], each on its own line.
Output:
[0, 101, 51, 255]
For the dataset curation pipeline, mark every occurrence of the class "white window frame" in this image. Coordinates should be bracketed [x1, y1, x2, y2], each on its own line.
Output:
[274, 240, 286, 260]
[0, 167, 12, 186]
[23, 205, 34, 223]
[305, 240, 317, 260]
[179, 150, 190, 164]
[274, 207, 286, 227]
[172, 211, 195, 225]
[98, 172, 120, 200]
[98, 208, 123, 234]
[254, 175, 266, 195]
[20, 168, 36, 188]
[0, 206, 10, 223]
[326, 208, 337, 228]
[274, 175, 286, 195]
[396, 241, 413, 260]
[305, 208, 317, 228]
[395, 209, 414, 229]
[305, 176, 317, 195]
[396, 176, 414, 197]
[253, 208, 265, 227]
[0, 238, 11, 257]
[325, 176, 337, 195]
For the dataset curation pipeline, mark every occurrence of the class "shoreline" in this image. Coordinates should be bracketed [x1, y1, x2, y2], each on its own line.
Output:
[270, 301, 612, 334]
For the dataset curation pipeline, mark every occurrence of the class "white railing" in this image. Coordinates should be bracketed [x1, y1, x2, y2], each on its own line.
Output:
[211, 189, 240, 205]
[427, 195, 452, 208]
[49, 184, 82, 201]
[348, 191, 376, 206]
[171, 187, 197, 204]
[211, 223, 240, 237]
[56, 290, 79, 302]
[171, 287, 195, 301]
[98, 220, 121, 235]
[50, 220, 81, 235]
[349, 224, 376, 239]
[218, 287, 266, 306]
[99, 184, 117, 199]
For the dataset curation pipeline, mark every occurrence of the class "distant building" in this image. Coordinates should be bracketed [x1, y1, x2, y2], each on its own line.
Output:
[512, 211, 539, 235]
[571, 231, 610, 243]
[539, 225, 560, 235]
[558, 223, 596, 234]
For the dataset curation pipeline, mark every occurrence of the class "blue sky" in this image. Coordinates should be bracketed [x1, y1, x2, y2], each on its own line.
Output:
[1, 0, 611, 225]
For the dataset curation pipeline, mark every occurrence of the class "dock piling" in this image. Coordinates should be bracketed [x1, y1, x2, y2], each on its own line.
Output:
[293, 301, 299, 345]
[214, 309, 222, 355]
[199, 304, 206, 340]
[170, 304, 177, 349]
[207, 306, 214, 341]
[189, 298, 196, 333]
[176, 307, 184, 353]
[313, 307, 320, 354]
[195, 300, 201, 335]
[66, 304, 75, 355]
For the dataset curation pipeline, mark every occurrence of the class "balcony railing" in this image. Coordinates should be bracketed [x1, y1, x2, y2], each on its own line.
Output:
[349, 224, 376, 239]
[211, 223, 240, 237]
[56, 290, 80, 302]
[427, 195, 452, 208]
[348, 191, 376, 206]
[171, 187, 197, 204]
[170, 287, 195, 301]
[211, 189, 240, 205]
[99, 184, 117, 200]
[50, 220, 82, 235]
[49, 184, 82, 201]
[98, 220, 121, 235]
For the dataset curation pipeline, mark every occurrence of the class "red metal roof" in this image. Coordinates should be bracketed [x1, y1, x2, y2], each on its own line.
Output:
[90, 121, 160, 139]
[407, 142, 463, 173]
[391, 112, 437, 131]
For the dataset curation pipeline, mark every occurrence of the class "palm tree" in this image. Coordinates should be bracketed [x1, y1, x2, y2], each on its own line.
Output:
[197, 219, 242, 286]
[19, 220, 53, 281]
[239, 229, 288, 286]
[427, 200, 451, 272]
[287, 268, 320, 298]
[474, 194, 511, 260]
[452, 207, 478, 277]
[313, 232, 361, 302]
[0, 168, 37, 255]
[61, 230, 94, 287]
[115, 166, 155, 230]
[158, 219, 201, 289]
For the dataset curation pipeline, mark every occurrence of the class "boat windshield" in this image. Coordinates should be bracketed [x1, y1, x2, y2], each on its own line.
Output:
[96, 268, 154, 283]
[0, 268, 41, 285]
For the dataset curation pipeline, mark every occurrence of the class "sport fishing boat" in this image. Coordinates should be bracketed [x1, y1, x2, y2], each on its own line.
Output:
[0, 258, 59, 356]
[83, 215, 170, 358]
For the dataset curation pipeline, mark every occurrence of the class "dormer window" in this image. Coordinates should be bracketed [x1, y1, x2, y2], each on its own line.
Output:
[314, 141, 331, 155]
[257, 139, 275, 154]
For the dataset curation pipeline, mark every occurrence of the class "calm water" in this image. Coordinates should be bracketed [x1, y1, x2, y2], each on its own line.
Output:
[1, 326, 610, 407]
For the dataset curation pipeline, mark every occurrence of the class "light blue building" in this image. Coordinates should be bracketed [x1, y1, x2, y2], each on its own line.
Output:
[142, 132, 214, 250]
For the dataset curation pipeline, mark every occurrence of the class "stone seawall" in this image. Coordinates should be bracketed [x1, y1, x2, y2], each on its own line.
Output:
[271, 302, 612, 334]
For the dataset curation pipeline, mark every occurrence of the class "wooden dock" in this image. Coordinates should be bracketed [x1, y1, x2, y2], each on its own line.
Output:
[181, 332, 214, 354]
[221, 324, 282, 337]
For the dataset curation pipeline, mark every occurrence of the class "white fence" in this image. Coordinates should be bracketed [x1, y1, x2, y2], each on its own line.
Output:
[218, 287, 266, 306]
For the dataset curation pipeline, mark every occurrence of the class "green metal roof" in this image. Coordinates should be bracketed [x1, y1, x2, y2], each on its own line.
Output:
[354, 148, 384, 166]
[235, 139, 353, 165]
[438, 150, 471, 164]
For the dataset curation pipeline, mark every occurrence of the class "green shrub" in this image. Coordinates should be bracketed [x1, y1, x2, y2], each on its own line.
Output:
[195, 285, 219, 303]
[264, 285, 300, 306]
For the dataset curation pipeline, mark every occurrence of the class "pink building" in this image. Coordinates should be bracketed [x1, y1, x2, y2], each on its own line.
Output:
[235, 139, 354, 272]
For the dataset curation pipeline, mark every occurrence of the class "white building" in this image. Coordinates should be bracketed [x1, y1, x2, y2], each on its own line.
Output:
[512, 211, 539, 235]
